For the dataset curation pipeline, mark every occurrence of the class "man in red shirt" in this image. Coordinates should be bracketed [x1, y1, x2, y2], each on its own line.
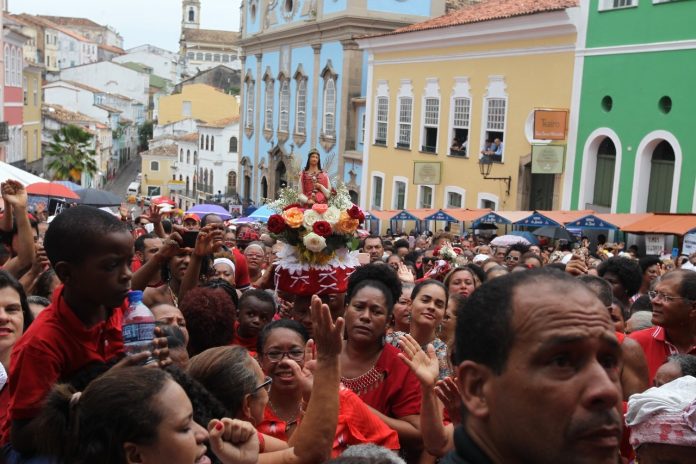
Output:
[629, 269, 696, 384]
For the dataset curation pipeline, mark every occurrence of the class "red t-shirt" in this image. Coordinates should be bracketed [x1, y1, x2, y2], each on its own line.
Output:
[342, 344, 421, 419]
[629, 326, 696, 384]
[232, 321, 258, 353]
[0, 285, 125, 445]
[258, 388, 400, 458]
[233, 248, 251, 289]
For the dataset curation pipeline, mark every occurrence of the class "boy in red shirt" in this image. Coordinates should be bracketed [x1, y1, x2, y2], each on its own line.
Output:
[1, 206, 167, 455]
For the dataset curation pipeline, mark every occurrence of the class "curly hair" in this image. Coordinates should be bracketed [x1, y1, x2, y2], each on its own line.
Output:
[597, 257, 643, 297]
[346, 263, 402, 315]
[180, 286, 236, 356]
[505, 243, 530, 256]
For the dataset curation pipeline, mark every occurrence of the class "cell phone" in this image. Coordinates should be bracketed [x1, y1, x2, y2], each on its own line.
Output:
[183, 230, 199, 248]
[357, 252, 370, 265]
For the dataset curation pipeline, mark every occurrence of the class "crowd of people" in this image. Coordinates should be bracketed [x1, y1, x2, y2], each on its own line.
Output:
[0, 177, 694, 464]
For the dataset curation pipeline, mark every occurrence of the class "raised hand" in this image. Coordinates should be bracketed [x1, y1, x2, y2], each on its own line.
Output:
[1, 180, 27, 209]
[193, 225, 223, 257]
[397, 262, 415, 283]
[208, 418, 260, 464]
[397, 333, 439, 387]
[309, 294, 344, 360]
[157, 233, 183, 260]
[435, 376, 462, 424]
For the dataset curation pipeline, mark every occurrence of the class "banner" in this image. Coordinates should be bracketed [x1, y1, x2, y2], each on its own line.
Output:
[645, 234, 665, 255]
[413, 162, 442, 185]
[534, 109, 568, 140]
[682, 233, 696, 255]
[48, 198, 67, 216]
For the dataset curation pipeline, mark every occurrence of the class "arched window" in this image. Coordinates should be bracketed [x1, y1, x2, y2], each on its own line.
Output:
[203, 169, 208, 189]
[211, 136, 215, 151]
[188, 8, 195, 22]
[279, 79, 290, 133]
[194, 151, 198, 164]
[295, 78, 307, 135]
[229, 137, 238, 153]
[245, 79, 255, 131]
[227, 171, 237, 192]
[646, 141, 675, 213]
[186, 149, 190, 164]
[323, 77, 336, 138]
[200, 134, 204, 149]
[210, 171, 214, 193]
[593, 138, 616, 208]
[264, 77, 274, 131]
[150, 161, 159, 171]
[186, 176, 190, 195]
[205, 135, 209, 150]
[180, 148, 183, 162]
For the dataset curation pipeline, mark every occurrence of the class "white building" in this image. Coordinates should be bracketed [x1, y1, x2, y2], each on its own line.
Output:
[114, 44, 181, 84]
[59, 61, 149, 106]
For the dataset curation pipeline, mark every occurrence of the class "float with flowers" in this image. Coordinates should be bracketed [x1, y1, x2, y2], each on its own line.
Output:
[266, 182, 365, 295]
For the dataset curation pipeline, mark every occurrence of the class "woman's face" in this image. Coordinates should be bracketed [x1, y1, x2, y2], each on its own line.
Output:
[442, 297, 458, 344]
[387, 255, 401, 272]
[410, 284, 447, 332]
[448, 269, 476, 298]
[309, 153, 319, 167]
[0, 286, 24, 359]
[644, 264, 661, 286]
[212, 263, 235, 286]
[392, 288, 411, 331]
[130, 379, 210, 464]
[244, 246, 265, 272]
[344, 286, 389, 345]
[152, 304, 189, 346]
[260, 327, 306, 392]
[248, 359, 270, 424]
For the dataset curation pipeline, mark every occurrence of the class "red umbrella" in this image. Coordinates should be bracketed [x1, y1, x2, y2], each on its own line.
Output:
[26, 182, 80, 200]
[151, 196, 175, 206]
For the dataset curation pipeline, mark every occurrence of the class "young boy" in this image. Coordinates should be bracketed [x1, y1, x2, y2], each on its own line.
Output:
[233, 289, 276, 354]
[1, 206, 165, 454]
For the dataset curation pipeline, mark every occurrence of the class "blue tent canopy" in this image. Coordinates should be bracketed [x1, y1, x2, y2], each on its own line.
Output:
[425, 209, 458, 222]
[514, 211, 560, 227]
[565, 214, 618, 230]
[391, 210, 419, 221]
[471, 211, 512, 228]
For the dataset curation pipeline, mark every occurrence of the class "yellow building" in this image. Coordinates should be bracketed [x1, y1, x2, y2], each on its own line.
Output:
[358, 0, 579, 230]
[140, 144, 178, 198]
[23, 63, 43, 172]
[157, 83, 239, 125]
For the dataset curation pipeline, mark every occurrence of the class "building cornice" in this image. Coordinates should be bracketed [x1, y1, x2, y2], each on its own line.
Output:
[578, 38, 696, 57]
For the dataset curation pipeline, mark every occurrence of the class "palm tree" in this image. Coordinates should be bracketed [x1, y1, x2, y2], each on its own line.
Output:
[45, 125, 98, 184]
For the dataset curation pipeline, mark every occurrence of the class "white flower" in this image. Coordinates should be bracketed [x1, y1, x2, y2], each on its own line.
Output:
[303, 232, 327, 253]
[303, 209, 322, 229]
[322, 206, 341, 225]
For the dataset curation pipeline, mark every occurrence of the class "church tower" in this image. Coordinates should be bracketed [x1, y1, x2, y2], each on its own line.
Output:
[182, 0, 201, 30]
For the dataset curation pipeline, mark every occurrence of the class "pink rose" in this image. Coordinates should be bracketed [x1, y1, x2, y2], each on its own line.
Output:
[312, 203, 329, 215]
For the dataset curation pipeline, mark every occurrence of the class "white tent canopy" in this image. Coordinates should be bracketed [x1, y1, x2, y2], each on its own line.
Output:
[0, 161, 47, 186]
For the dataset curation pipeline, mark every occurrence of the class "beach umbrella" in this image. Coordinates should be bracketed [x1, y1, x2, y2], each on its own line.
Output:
[491, 235, 530, 247]
[186, 204, 232, 220]
[533, 225, 574, 241]
[53, 180, 82, 192]
[76, 188, 122, 207]
[509, 230, 539, 245]
[247, 204, 274, 223]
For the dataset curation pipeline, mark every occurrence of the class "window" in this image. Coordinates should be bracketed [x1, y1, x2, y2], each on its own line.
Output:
[187, 149, 191, 164]
[295, 78, 307, 135]
[229, 137, 238, 153]
[205, 135, 209, 150]
[33, 79, 39, 106]
[214, 54, 221, 62]
[419, 186, 433, 208]
[593, 138, 616, 208]
[279, 79, 290, 133]
[4, 46, 9, 85]
[196, 52, 203, 60]
[222, 54, 230, 63]
[211, 136, 215, 151]
[646, 141, 675, 213]
[34, 130, 38, 158]
[372, 174, 384, 209]
[245, 79, 255, 130]
[447, 191, 463, 208]
[180, 148, 183, 162]
[200, 134, 204, 149]
[205, 53, 212, 61]
[375, 97, 388, 146]
[150, 161, 160, 171]
[422, 98, 439, 153]
[189, 8, 195, 21]
[599, 0, 636, 9]
[393, 179, 407, 210]
[451, 97, 471, 157]
[194, 151, 198, 164]
[23, 77, 28, 105]
[360, 112, 366, 145]
[182, 100, 192, 117]
[323, 77, 336, 138]
[397, 97, 413, 148]
[264, 77, 274, 131]
[188, 52, 194, 59]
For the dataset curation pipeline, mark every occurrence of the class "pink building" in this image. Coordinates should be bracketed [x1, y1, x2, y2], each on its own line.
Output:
[3, 24, 26, 164]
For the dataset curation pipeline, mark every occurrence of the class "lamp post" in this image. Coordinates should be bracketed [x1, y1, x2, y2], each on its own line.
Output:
[478, 157, 511, 196]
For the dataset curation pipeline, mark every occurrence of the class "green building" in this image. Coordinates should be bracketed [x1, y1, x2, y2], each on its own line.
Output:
[564, 0, 696, 214]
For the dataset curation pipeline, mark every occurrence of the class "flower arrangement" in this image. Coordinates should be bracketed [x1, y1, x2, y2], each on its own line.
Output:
[267, 182, 365, 266]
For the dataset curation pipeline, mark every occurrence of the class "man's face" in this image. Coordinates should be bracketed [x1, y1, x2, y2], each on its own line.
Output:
[138, 237, 163, 264]
[460, 240, 472, 251]
[63, 231, 134, 309]
[168, 250, 191, 282]
[494, 246, 507, 264]
[363, 238, 384, 263]
[463, 283, 622, 464]
[183, 219, 199, 231]
[650, 274, 695, 329]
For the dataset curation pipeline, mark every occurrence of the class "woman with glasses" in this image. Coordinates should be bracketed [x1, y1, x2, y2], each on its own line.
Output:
[257, 319, 399, 457]
[188, 296, 343, 463]
[503, 243, 530, 271]
[339, 264, 423, 461]
[243, 242, 267, 287]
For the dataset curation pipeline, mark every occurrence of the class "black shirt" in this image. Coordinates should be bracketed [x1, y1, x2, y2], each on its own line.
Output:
[440, 426, 494, 464]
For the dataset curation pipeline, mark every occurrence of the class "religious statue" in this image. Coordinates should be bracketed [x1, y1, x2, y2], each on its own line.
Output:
[299, 148, 331, 206]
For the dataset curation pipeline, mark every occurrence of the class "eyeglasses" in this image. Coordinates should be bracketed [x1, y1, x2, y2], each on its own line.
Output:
[505, 255, 520, 262]
[648, 291, 690, 303]
[263, 349, 305, 363]
[253, 376, 272, 394]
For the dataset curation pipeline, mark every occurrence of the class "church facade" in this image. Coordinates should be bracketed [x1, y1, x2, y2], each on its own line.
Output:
[179, 0, 241, 79]
[237, 0, 449, 205]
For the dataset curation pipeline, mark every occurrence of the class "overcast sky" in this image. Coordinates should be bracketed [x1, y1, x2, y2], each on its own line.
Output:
[11, 0, 242, 51]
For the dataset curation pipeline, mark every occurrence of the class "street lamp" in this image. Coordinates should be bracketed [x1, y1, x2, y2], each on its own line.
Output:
[478, 157, 511, 196]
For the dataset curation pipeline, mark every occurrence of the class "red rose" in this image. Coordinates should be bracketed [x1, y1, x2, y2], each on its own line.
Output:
[347, 205, 365, 221]
[313, 220, 333, 237]
[268, 214, 287, 234]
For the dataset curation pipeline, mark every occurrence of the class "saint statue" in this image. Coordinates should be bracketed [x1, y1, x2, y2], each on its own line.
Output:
[299, 148, 331, 205]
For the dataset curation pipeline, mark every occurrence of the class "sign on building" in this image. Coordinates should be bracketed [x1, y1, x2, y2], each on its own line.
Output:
[413, 161, 442, 185]
[531, 145, 565, 174]
[533, 109, 568, 140]
[645, 234, 665, 255]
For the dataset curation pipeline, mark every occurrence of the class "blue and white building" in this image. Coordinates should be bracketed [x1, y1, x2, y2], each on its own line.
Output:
[238, 0, 451, 205]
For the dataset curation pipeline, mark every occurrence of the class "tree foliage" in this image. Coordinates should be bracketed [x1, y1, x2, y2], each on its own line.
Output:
[138, 120, 153, 151]
[45, 124, 98, 184]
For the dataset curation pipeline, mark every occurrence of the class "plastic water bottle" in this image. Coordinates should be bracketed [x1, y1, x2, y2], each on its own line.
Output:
[122, 290, 156, 361]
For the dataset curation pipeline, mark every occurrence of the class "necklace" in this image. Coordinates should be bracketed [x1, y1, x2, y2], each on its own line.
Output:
[167, 282, 178, 307]
[269, 400, 301, 425]
[341, 364, 385, 396]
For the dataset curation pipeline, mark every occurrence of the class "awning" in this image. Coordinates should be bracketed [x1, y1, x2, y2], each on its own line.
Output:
[565, 214, 620, 230]
[392, 210, 420, 221]
[424, 209, 459, 222]
[618, 213, 696, 236]
[594, 213, 654, 229]
[471, 210, 532, 227]
[513, 211, 560, 227]
[539, 210, 595, 225]
[368, 210, 400, 222]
